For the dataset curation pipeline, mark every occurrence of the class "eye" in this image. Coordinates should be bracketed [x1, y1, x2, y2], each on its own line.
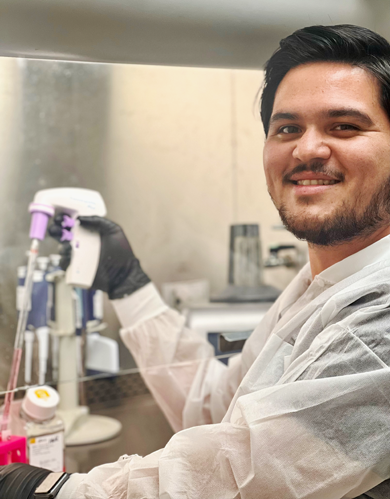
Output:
[278, 125, 301, 134]
[333, 124, 360, 131]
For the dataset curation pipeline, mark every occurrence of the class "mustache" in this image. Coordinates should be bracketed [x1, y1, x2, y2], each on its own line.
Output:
[283, 161, 345, 183]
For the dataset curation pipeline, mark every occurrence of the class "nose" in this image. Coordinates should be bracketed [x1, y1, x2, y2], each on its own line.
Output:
[292, 128, 331, 163]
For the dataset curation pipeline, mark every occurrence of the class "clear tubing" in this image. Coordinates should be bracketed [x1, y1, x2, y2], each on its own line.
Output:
[1, 239, 39, 439]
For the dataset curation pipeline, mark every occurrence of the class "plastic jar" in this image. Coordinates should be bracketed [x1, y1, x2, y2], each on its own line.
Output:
[19, 386, 65, 472]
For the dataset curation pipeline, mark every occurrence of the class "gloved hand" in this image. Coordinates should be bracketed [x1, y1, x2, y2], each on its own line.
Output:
[48, 215, 151, 300]
[0, 463, 51, 499]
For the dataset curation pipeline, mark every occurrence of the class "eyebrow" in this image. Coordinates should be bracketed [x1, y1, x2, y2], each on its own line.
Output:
[269, 108, 375, 127]
[326, 108, 374, 126]
[269, 112, 299, 126]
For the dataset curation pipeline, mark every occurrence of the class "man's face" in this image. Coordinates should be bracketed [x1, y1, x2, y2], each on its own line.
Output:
[263, 62, 390, 246]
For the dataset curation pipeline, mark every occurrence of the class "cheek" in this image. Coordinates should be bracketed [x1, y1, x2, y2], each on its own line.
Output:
[338, 154, 387, 188]
[335, 139, 390, 184]
[369, 145, 390, 182]
[263, 141, 286, 188]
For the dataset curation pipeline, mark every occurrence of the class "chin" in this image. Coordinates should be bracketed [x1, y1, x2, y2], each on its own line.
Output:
[278, 209, 339, 245]
[287, 210, 332, 227]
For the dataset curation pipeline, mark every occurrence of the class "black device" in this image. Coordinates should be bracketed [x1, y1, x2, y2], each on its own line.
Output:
[34, 472, 70, 499]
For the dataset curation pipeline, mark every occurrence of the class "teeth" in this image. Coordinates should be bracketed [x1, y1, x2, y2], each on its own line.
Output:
[296, 179, 337, 186]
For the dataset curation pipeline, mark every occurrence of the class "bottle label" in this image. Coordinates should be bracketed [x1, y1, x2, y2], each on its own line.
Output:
[28, 431, 64, 472]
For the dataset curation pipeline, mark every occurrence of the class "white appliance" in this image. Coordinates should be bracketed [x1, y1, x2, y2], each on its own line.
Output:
[185, 302, 272, 361]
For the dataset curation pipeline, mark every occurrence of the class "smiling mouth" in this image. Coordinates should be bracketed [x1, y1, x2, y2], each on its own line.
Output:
[292, 179, 340, 186]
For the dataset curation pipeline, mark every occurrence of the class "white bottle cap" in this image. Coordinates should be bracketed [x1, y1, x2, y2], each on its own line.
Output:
[22, 386, 60, 421]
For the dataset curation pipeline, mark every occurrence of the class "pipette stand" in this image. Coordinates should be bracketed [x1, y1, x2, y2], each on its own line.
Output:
[0, 435, 27, 465]
[47, 271, 121, 446]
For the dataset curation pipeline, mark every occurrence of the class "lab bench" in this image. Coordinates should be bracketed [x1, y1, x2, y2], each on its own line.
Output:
[65, 393, 174, 473]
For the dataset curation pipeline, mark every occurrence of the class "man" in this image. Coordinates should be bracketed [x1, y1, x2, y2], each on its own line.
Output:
[2, 23, 390, 499]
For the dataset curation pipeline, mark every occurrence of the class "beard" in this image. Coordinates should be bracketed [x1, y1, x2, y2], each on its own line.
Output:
[276, 166, 390, 247]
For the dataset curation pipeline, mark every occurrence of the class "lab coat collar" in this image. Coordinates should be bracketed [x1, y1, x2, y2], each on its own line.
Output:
[317, 234, 390, 285]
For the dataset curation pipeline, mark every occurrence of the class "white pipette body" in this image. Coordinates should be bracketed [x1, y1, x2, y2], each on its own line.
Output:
[30, 188, 107, 289]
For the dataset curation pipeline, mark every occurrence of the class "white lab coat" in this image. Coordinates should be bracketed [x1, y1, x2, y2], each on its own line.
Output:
[60, 235, 390, 499]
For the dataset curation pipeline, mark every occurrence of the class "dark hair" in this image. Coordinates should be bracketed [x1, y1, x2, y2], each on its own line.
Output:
[260, 24, 390, 135]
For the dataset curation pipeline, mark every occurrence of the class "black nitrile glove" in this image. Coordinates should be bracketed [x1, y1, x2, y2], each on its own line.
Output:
[48, 215, 151, 300]
[0, 463, 51, 499]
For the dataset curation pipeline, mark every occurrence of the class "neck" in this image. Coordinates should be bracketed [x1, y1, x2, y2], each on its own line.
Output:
[308, 226, 390, 278]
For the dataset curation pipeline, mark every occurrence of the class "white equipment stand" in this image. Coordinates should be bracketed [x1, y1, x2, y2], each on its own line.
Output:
[48, 271, 122, 446]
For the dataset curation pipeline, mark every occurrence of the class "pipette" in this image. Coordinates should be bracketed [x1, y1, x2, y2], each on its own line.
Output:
[0, 197, 55, 440]
[0, 188, 106, 441]
[0, 239, 39, 439]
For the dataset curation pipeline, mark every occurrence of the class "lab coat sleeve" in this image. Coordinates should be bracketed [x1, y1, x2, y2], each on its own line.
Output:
[60, 320, 390, 499]
[111, 283, 246, 431]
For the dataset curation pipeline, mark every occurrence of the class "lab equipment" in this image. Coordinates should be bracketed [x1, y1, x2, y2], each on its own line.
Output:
[30, 188, 107, 288]
[1, 188, 107, 458]
[11, 187, 105, 398]
[17, 264, 51, 385]
[49, 254, 61, 269]
[37, 256, 50, 272]
[264, 244, 300, 268]
[74, 287, 118, 375]
[84, 289, 104, 323]
[229, 224, 263, 286]
[17, 189, 121, 446]
[12, 386, 65, 472]
[50, 215, 150, 299]
[0, 244, 38, 461]
[48, 266, 121, 446]
[73, 288, 84, 377]
[211, 224, 280, 303]
[0, 436, 27, 466]
[17, 267, 33, 384]
[36, 327, 50, 386]
[73, 287, 120, 375]
[161, 279, 210, 310]
[48, 254, 61, 382]
[24, 330, 35, 385]
[1, 237, 40, 441]
[85, 334, 119, 374]
[185, 301, 271, 363]
[36, 258, 51, 385]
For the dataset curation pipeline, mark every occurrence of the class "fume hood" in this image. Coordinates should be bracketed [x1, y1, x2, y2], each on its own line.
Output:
[0, 0, 377, 68]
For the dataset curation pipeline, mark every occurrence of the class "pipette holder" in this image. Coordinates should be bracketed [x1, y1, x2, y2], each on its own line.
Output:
[0, 435, 27, 465]
[47, 271, 121, 446]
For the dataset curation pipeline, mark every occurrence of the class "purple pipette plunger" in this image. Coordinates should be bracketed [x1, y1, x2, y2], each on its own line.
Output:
[28, 203, 55, 240]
